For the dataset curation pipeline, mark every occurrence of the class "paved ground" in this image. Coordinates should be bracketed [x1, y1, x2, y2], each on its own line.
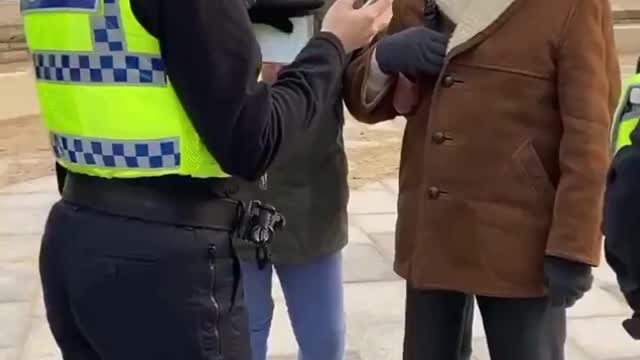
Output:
[1, 107, 640, 360]
[1, 171, 639, 360]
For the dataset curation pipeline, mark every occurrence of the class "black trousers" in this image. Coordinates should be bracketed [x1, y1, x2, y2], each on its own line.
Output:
[404, 286, 559, 360]
[40, 201, 251, 360]
[458, 297, 566, 360]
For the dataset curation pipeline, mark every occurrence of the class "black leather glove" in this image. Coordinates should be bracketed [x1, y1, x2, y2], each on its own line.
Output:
[544, 256, 593, 308]
[374, 27, 448, 77]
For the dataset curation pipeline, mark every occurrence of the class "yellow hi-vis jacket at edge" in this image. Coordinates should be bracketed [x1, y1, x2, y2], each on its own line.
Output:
[611, 72, 640, 156]
[21, 0, 227, 178]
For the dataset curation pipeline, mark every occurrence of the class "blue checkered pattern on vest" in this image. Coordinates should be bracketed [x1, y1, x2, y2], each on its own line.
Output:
[93, 0, 125, 52]
[30, 0, 167, 86]
[33, 53, 166, 84]
[21, 0, 100, 12]
[51, 133, 181, 169]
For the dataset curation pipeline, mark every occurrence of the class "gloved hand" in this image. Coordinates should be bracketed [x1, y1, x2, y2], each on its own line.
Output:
[544, 256, 593, 308]
[374, 27, 448, 77]
[623, 313, 640, 340]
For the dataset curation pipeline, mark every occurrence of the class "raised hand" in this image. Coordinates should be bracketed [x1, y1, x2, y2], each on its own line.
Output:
[322, 0, 393, 54]
[375, 26, 448, 77]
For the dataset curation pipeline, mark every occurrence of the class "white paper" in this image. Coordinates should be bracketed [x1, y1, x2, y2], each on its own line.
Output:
[253, 16, 315, 64]
[631, 88, 640, 105]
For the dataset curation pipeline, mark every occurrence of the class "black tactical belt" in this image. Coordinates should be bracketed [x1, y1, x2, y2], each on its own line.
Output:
[63, 172, 286, 268]
[63, 172, 241, 231]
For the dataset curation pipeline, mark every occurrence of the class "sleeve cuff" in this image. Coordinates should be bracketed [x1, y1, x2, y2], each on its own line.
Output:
[363, 49, 394, 108]
[314, 31, 347, 67]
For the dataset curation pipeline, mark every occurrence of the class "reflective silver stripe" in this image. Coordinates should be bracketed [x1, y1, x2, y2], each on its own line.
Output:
[51, 133, 180, 170]
[30, 0, 168, 86]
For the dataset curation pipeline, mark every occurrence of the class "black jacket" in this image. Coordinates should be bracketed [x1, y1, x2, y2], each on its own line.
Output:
[236, 0, 349, 265]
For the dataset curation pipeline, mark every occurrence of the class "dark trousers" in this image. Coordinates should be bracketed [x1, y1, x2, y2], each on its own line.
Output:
[40, 201, 251, 360]
[459, 297, 566, 360]
[404, 286, 557, 360]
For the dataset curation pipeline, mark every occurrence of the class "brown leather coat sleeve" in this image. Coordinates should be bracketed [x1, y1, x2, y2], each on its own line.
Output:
[545, 0, 621, 265]
[342, 0, 423, 123]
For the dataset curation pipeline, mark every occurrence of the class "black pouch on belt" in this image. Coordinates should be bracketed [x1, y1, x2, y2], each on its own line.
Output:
[233, 200, 286, 270]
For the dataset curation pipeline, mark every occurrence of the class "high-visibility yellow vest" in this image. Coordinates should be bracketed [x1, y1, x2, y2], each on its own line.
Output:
[611, 73, 640, 156]
[21, 0, 226, 178]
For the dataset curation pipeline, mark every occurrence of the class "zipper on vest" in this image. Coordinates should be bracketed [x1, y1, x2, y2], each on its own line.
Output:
[207, 243, 223, 356]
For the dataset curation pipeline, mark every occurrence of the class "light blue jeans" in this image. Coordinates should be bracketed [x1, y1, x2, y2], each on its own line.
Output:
[240, 252, 346, 360]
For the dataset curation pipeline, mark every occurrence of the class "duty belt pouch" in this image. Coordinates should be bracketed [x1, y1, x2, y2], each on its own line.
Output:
[233, 200, 286, 269]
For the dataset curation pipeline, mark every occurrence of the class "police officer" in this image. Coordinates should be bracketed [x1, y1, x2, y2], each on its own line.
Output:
[21, 0, 391, 358]
[604, 56, 640, 340]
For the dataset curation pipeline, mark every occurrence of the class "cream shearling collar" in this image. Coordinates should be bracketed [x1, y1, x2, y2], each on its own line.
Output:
[435, 0, 517, 53]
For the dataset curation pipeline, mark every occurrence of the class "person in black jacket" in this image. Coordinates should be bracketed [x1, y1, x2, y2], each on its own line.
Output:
[35, 0, 392, 359]
[235, 1, 351, 359]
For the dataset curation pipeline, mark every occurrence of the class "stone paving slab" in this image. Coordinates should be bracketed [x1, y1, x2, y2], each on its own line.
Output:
[352, 213, 397, 235]
[0, 349, 18, 360]
[0, 178, 56, 195]
[343, 281, 406, 326]
[21, 318, 60, 360]
[568, 286, 628, 318]
[357, 322, 404, 360]
[594, 259, 620, 287]
[347, 190, 397, 215]
[470, 339, 491, 360]
[0, 208, 49, 236]
[0, 189, 54, 236]
[380, 179, 399, 194]
[348, 225, 373, 245]
[471, 338, 593, 360]
[601, 283, 629, 306]
[342, 243, 399, 283]
[569, 316, 640, 359]
[0, 235, 40, 263]
[369, 232, 395, 261]
[0, 302, 30, 349]
[272, 351, 362, 360]
[0, 262, 38, 303]
[0, 193, 58, 210]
